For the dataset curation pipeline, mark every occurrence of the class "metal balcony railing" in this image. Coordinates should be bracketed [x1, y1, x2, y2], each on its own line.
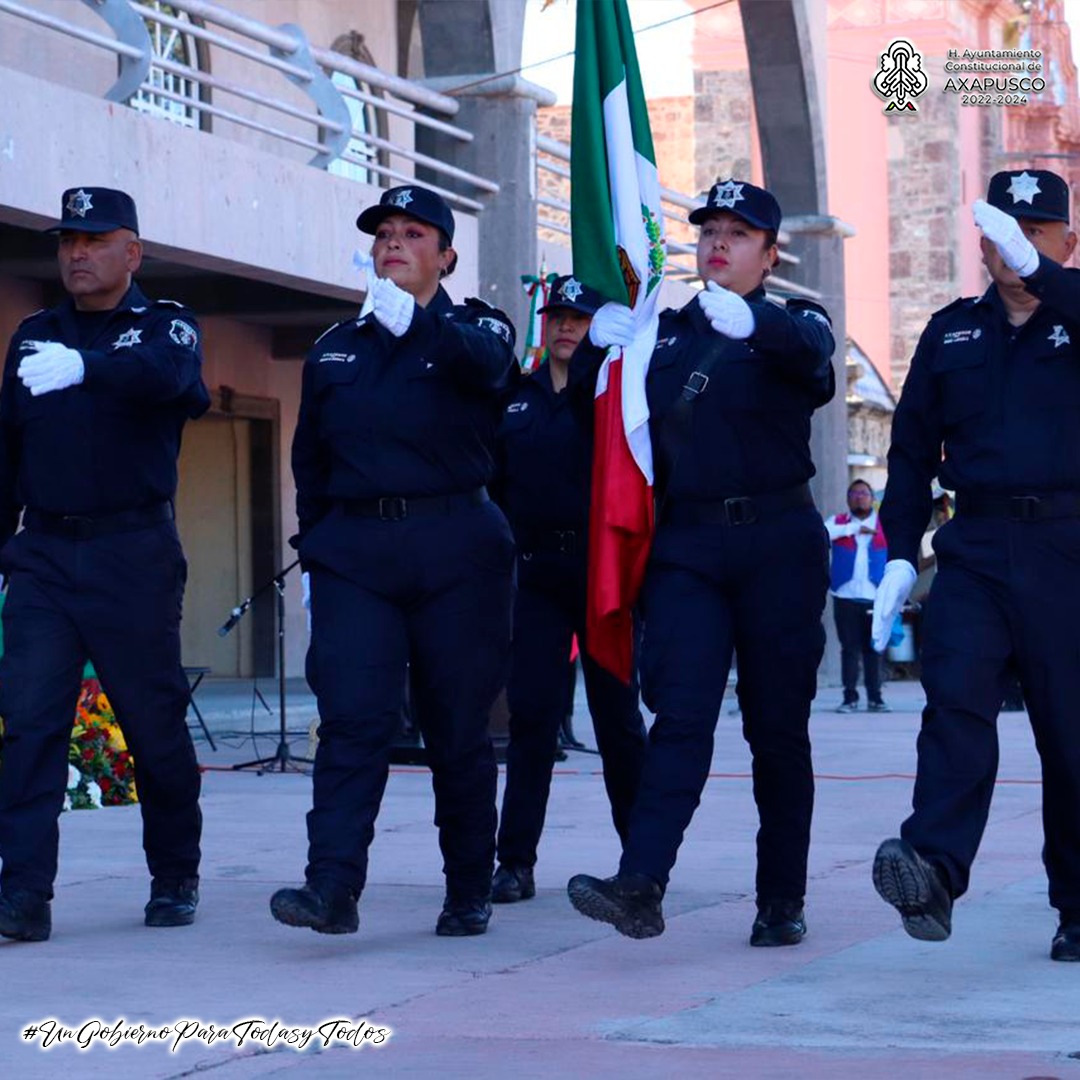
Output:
[0, 0, 498, 211]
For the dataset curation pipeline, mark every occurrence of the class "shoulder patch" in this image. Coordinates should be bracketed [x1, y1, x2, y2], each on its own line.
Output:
[153, 298, 186, 309]
[168, 319, 199, 348]
[459, 300, 516, 348]
[475, 314, 514, 345]
[786, 298, 833, 328]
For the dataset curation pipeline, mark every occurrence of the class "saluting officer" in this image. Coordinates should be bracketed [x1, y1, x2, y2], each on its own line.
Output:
[872, 169, 1080, 962]
[271, 185, 518, 938]
[490, 275, 647, 905]
[0, 187, 210, 941]
[568, 180, 835, 945]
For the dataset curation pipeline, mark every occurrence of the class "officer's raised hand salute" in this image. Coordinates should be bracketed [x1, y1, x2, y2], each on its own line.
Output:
[272, 185, 518, 941]
[0, 188, 209, 942]
[873, 169, 1080, 963]
[568, 180, 834, 947]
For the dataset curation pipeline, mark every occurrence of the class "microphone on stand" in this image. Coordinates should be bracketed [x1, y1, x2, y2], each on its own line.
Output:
[218, 603, 246, 637]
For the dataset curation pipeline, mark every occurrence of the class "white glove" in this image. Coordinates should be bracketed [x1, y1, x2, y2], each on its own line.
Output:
[370, 274, 415, 337]
[17, 343, 85, 397]
[354, 249, 376, 320]
[588, 302, 636, 348]
[972, 199, 1040, 277]
[698, 281, 755, 339]
[871, 559, 918, 653]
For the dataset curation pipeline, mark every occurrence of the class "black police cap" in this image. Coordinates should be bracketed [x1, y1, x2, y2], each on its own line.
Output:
[537, 275, 605, 316]
[45, 187, 140, 235]
[986, 169, 1070, 224]
[356, 185, 456, 242]
[688, 179, 782, 232]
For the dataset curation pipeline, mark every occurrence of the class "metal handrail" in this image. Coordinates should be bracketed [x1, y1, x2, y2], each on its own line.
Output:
[0, 0, 499, 198]
[151, 55, 345, 133]
[0, 0, 143, 59]
[164, 0, 462, 117]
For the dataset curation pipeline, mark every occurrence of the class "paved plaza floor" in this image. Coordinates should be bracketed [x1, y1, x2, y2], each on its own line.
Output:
[2, 677, 1077, 1079]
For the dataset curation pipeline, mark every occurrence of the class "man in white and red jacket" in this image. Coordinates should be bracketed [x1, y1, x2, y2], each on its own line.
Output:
[825, 479, 889, 712]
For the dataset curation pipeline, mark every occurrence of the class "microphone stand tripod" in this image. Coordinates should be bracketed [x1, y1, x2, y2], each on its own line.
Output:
[219, 559, 314, 773]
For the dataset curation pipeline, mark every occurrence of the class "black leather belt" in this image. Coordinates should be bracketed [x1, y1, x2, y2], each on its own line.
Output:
[340, 488, 488, 522]
[520, 528, 580, 556]
[956, 491, 1080, 522]
[24, 501, 174, 539]
[662, 483, 815, 527]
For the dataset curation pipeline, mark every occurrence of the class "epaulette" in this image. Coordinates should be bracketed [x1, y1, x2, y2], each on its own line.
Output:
[786, 297, 833, 328]
[312, 320, 348, 347]
[929, 296, 977, 320]
[152, 298, 187, 309]
[17, 309, 45, 326]
[463, 296, 497, 311]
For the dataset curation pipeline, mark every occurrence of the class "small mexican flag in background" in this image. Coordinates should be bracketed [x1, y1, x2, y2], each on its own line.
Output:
[571, 0, 666, 682]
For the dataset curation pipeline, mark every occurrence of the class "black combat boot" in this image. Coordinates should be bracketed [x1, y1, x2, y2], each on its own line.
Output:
[491, 864, 536, 904]
[567, 872, 664, 939]
[269, 879, 359, 935]
[872, 837, 953, 941]
[144, 877, 199, 927]
[0, 889, 51, 942]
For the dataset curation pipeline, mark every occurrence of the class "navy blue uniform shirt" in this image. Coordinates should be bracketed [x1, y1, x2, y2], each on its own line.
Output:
[646, 288, 834, 500]
[0, 283, 211, 547]
[292, 285, 518, 540]
[881, 253, 1080, 565]
[492, 362, 590, 539]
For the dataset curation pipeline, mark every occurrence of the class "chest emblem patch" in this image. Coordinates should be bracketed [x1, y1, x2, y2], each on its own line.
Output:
[112, 328, 143, 349]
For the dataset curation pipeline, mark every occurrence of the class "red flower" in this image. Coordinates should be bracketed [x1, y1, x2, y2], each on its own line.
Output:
[82, 748, 94, 761]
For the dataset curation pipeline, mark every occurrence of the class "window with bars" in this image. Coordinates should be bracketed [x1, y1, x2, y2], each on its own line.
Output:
[128, 2, 209, 131]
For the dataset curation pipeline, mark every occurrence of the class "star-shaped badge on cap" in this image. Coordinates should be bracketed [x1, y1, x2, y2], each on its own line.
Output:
[711, 180, 745, 209]
[66, 189, 93, 218]
[1006, 171, 1042, 205]
[389, 189, 413, 209]
[560, 277, 583, 302]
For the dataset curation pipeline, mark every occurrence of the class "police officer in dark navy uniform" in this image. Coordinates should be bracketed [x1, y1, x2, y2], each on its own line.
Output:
[489, 275, 647, 905]
[872, 168, 1080, 963]
[0, 187, 210, 941]
[567, 180, 835, 944]
[270, 185, 518, 938]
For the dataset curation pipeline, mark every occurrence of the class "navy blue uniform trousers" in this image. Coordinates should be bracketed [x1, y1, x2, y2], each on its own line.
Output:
[0, 523, 201, 898]
[620, 506, 829, 901]
[902, 516, 1080, 912]
[497, 553, 646, 869]
[302, 501, 513, 900]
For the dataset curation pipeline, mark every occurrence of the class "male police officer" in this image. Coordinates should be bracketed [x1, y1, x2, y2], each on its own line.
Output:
[0, 187, 209, 941]
[872, 169, 1080, 962]
[490, 275, 647, 903]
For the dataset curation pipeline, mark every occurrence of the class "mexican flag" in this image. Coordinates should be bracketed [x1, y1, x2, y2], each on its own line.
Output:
[572, 0, 666, 683]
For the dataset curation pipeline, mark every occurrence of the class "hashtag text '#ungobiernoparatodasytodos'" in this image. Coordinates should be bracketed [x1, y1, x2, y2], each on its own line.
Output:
[20, 1017, 393, 1052]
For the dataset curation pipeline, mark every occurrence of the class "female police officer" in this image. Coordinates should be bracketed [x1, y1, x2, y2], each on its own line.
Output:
[270, 186, 518, 938]
[490, 275, 647, 905]
[568, 180, 835, 945]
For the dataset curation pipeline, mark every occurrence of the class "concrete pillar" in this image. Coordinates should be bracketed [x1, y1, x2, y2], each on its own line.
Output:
[417, 75, 555, 337]
[738, 0, 850, 685]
